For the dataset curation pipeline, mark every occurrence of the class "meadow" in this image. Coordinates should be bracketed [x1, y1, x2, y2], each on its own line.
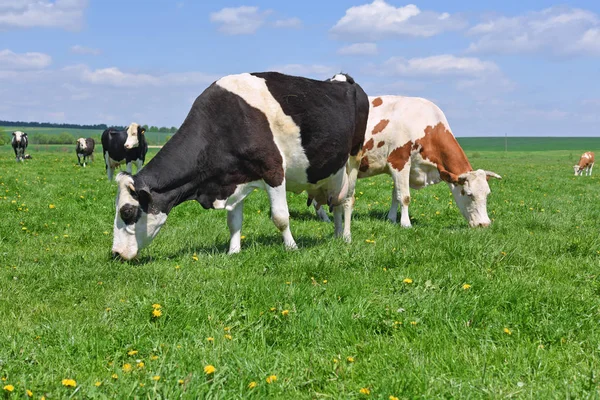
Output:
[0, 140, 599, 399]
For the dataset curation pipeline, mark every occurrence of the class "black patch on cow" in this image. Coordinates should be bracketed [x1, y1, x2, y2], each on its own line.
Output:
[120, 203, 142, 225]
[254, 72, 368, 183]
[101, 127, 148, 168]
[76, 138, 95, 165]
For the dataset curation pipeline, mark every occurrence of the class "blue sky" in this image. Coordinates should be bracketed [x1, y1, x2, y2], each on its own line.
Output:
[2, 0, 600, 136]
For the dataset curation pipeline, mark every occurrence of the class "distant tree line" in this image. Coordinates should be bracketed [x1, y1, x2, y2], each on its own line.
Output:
[0, 121, 179, 133]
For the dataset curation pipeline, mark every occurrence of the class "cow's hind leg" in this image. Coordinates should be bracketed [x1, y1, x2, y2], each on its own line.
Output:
[105, 152, 115, 181]
[591, 163, 594, 176]
[227, 201, 244, 254]
[126, 161, 133, 174]
[266, 181, 297, 250]
[389, 163, 412, 227]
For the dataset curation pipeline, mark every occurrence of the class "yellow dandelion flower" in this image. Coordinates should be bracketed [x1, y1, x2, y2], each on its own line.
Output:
[139, 383, 145, 387]
[152, 309, 162, 318]
[403, 278, 413, 284]
[94, 381, 102, 387]
[224, 327, 231, 332]
[111, 374, 118, 380]
[224, 334, 232, 340]
[3, 385, 14, 392]
[152, 303, 161, 309]
[1, 378, 5, 381]
[365, 239, 375, 244]
[192, 253, 199, 261]
[175, 265, 180, 270]
[504, 327, 512, 335]
[61, 378, 77, 387]
[390, 396, 399, 400]
[137, 362, 145, 369]
[281, 309, 289, 317]
[323, 280, 328, 284]
[248, 381, 258, 389]
[269, 307, 276, 312]
[48, 204, 56, 209]
[128, 350, 138, 356]
[410, 321, 417, 326]
[347, 356, 355, 363]
[333, 358, 339, 363]
[150, 355, 159, 361]
[152, 376, 160, 381]
[206, 337, 214, 343]
[26, 389, 33, 397]
[359, 387, 370, 395]
[266, 375, 277, 384]
[122, 363, 132, 373]
[204, 365, 216, 375]
[462, 284, 471, 290]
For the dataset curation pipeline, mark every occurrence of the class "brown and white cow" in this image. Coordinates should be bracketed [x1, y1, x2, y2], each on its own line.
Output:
[573, 152, 594, 176]
[315, 95, 501, 233]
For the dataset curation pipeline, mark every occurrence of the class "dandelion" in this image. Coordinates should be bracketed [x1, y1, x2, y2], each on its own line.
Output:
[504, 327, 512, 335]
[152, 309, 162, 318]
[435, 211, 441, 215]
[248, 381, 257, 389]
[122, 363, 132, 373]
[323, 280, 328, 284]
[365, 239, 375, 244]
[152, 303, 161, 309]
[178, 379, 184, 385]
[111, 374, 118, 380]
[152, 375, 161, 381]
[500, 251, 507, 256]
[224, 327, 231, 332]
[137, 362, 145, 369]
[410, 321, 417, 326]
[61, 378, 77, 387]
[462, 284, 471, 290]
[175, 265, 180, 270]
[266, 375, 277, 384]
[390, 396, 399, 400]
[403, 278, 413, 284]
[128, 350, 138, 356]
[94, 381, 102, 387]
[48, 204, 56, 209]
[3, 385, 14, 392]
[359, 387, 371, 395]
[224, 334, 232, 340]
[333, 358, 339, 363]
[206, 337, 214, 343]
[281, 309, 289, 317]
[150, 355, 159, 361]
[346, 356, 355, 363]
[26, 389, 33, 397]
[204, 365, 216, 375]
[269, 307, 276, 312]
[192, 253, 199, 261]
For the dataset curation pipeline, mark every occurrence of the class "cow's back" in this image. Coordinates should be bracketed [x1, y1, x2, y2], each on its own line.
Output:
[102, 128, 127, 161]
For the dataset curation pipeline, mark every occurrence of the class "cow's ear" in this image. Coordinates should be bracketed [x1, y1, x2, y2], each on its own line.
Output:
[126, 183, 138, 200]
[11, 132, 15, 136]
[138, 187, 153, 211]
[139, 127, 146, 135]
[457, 173, 469, 186]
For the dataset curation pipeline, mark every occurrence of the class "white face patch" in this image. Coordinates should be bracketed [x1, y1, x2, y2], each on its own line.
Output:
[124, 123, 140, 150]
[77, 138, 87, 150]
[216, 73, 310, 184]
[111, 173, 167, 260]
[450, 169, 493, 227]
[13, 131, 24, 143]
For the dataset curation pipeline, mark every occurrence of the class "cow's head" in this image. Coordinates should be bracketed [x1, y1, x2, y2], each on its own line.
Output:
[112, 173, 166, 260]
[124, 123, 146, 150]
[77, 138, 87, 150]
[449, 169, 501, 228]
[12, 131, 26, 143]
[573, 165, 582, 176]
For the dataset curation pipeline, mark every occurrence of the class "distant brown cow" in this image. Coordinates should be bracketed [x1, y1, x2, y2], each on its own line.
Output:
[573, 152, 594, 176]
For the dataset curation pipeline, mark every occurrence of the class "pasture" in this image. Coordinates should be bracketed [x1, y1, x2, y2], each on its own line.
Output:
[1, 141, 599, 398]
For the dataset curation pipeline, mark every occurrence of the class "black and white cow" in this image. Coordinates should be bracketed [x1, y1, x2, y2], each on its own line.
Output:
[76, 137, 95, 167]
[111, 72, 369, 260]
[12, 131, 28, 162]
[101, 123, 147, 180]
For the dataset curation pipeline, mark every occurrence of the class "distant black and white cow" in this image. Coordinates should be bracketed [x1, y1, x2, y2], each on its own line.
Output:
[101, 123, 147, 180]
[76, 137, 95, 167]
[110, 72, 369, 260]
[11, 131, 28, 162]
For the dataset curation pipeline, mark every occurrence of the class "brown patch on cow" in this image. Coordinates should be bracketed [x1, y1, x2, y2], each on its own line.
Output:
[363, 138, 375, 152]
[377, 141, 385, 148]
[372, 97, 383, 107]
[372, 119, 389, 135]
[402, 196, 410, 206]
[359, 156, 370, 172]
[387, 141, 412, 172]
[578, 151, 595, 169]
[414, 122, 472, 183]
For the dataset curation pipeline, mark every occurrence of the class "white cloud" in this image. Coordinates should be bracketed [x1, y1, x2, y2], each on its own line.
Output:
[0, 49, 51, 70]
[381, 55, 499, 77]
[330, 0, 466, 40]
[273, 17, 302, 29]
[270, 64, 338, 79]
[0, 0, 88, 30]
[468, 7, 600, 56]
[338, 43, 378, 56]
[70, 45, 101, 55]
[210, 6, 270, 35]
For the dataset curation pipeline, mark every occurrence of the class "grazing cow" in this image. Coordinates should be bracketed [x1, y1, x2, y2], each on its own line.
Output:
[313, 95, 501, 231]
[573, 152, 594, 176]
[11, 131, 28, 162]
[76, 137, 95, 167]
[111, 71, 369, 260]
[101, 123, 147, 181]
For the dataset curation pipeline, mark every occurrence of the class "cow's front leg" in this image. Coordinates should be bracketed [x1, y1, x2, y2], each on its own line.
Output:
[126, 161, 133, 174]
[135, 159, 143, 173]
[227, 200, 244, 254]
[390, 163, 412, 227]
[266, 181, 297, 250]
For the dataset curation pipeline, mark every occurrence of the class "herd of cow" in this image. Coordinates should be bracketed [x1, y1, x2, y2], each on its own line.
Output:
[8, 71, 596, 260]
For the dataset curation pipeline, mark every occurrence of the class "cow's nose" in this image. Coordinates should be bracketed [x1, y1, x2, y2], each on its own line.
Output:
[124, 144, 131, 149]
[478, 221, 490, 228]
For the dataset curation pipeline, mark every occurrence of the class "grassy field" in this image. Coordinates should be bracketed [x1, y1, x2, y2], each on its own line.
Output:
[457, 137, 600, 152]
[1, 141, 599, 399]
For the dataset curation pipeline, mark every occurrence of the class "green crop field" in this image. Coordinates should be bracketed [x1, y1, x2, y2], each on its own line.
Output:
[0, 140, 599, 398]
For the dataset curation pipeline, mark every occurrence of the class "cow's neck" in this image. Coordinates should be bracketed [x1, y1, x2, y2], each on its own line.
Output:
[416, 122, 472, 183]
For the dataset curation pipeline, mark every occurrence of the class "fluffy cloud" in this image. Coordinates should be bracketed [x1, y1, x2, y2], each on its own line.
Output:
[468, 7, 600, 56]
[0, 49, 52, 70]
[381, 55, 499, 77]
[210, 6, 271, 35]
[273, 17, 302, 29]
[338, 43, 378, 56]
[70, 45, 101, 55]
[0, 0, 88, 30]
[330, 0, 466, 40]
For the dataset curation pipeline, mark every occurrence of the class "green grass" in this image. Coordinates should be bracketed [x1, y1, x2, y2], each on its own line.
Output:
[1, 142, 600, 398]
[458, 136, 600, 152]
